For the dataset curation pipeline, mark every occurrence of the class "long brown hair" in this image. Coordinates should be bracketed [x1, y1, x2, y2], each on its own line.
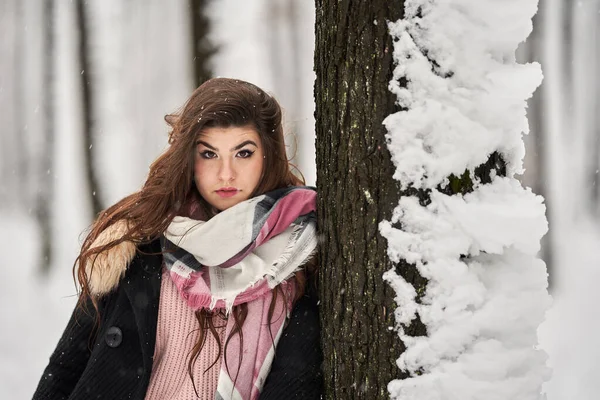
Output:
[75, 78, 313, 392]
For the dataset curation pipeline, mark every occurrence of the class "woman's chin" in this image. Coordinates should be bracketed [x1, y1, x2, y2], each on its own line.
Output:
[209, 196, 246, 212]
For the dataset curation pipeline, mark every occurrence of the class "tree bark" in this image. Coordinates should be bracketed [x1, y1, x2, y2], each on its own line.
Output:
[76, 0, 103, 216]
[314, 1, 407, 398]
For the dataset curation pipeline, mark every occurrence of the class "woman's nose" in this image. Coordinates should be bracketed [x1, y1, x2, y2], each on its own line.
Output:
[218, 159, 235, 182]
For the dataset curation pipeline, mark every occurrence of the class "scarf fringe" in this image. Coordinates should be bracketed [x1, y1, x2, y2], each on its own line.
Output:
[267, 219, 318, 288]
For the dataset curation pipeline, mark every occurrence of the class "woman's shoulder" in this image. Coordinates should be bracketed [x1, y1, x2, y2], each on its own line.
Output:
[287, 291, 320, 337]
[85, 221, 162, 296]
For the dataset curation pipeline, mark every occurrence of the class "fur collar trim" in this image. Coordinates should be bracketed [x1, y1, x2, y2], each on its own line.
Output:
[85, 220, 137, 296]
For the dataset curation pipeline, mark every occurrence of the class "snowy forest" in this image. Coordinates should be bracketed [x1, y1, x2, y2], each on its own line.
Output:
[0, 0, 599, 399]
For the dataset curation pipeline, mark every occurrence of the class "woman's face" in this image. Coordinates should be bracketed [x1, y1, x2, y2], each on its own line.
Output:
[194, 125, 264, 211]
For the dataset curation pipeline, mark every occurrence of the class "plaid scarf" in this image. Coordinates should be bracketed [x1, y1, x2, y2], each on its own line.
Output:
[161, 187, 317, 400]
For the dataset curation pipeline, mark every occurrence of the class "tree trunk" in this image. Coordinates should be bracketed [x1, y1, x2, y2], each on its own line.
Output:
[526, 6, 554, 287]
[314, 1, 408, 398]
[315, 2, 510, 398]
[76, 0, 103, 216]
[0, 0, 18, 208]
[563, 0, 574, 106]
[189, 0, 213, 87]
[266, 0, 306, 175]
[14, 0, 28, 205]
[36, 0, 55, 274]
[594, 0, 600, 217]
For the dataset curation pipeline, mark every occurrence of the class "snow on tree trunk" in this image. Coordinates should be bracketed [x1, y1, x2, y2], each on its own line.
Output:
[381, 1, 551, 399]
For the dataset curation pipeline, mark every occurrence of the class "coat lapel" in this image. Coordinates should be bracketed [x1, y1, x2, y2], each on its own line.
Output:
[122, 239, 163, 377]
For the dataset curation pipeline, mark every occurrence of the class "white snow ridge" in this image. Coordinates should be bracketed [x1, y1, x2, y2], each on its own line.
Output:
[381, 1, 551, 399]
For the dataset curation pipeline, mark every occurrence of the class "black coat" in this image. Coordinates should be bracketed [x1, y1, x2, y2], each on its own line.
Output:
[32, 240, 322, 400]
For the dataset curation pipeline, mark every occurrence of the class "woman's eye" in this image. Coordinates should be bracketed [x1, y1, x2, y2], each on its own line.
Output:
[200, 150, 217, 159]
[236, 149, 254, 159]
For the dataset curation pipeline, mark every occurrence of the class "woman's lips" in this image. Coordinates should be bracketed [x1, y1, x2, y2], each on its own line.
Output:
[215, 188, 239, 198]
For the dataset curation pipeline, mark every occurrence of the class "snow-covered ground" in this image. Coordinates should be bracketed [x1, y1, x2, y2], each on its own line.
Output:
[539, 223, 600, 399]
[0, 212, 78, 398]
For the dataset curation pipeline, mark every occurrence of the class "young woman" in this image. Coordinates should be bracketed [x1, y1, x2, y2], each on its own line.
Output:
[33, 78, 322, 400]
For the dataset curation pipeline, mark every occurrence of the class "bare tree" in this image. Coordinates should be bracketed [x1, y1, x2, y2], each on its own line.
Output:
[593, 0, 600, 216]
[13, 0, 29, 205]
[36, 0, 56, 274]
[522, 5, 555, 287]
[75, 0, 103, 216]
[266, 0, 307, 173]
[190, 0, 214, 87]
[267, 0, 301, 114]
[0, 1, 17, 208]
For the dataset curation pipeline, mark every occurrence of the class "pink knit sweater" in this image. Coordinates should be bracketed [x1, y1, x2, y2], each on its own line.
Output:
[145, 268, 226, 399]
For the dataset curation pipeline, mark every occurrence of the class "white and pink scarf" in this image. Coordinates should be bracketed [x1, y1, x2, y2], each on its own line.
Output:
[161, 187, 317, 400]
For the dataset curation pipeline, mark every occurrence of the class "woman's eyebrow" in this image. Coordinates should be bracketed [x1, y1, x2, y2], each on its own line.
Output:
[232, 140, 258, 151]
[196, 139, 258, 151]
[196, 140, 217, 150]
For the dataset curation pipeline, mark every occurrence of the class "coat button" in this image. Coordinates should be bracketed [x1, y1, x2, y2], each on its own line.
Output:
[105, 326, 123, 348]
